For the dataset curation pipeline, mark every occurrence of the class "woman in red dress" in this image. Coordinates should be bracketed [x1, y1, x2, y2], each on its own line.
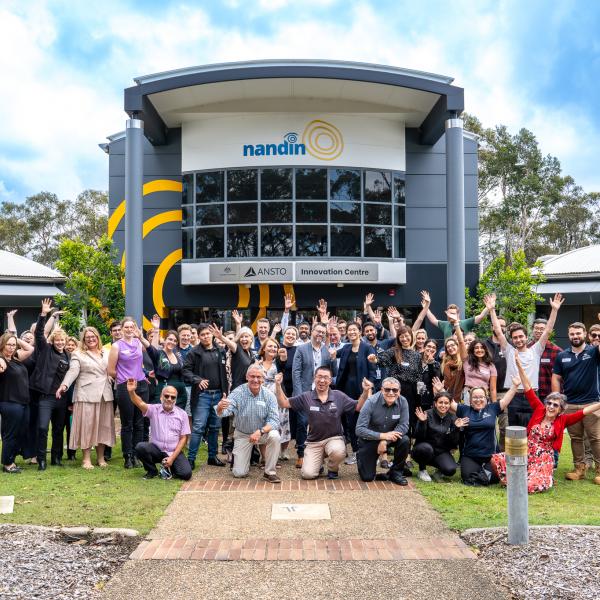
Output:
[491, 354, 600, 493]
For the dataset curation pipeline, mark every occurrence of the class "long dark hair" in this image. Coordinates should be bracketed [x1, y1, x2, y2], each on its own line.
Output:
[466, 339, 493, 371]
[393, 326, 414, 364]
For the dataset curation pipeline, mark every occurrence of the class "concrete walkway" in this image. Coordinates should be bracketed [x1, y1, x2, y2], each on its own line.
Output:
[102, 452, 508, 600]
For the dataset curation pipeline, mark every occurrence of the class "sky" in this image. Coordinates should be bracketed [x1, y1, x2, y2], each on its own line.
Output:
[1, 0, 599, 203]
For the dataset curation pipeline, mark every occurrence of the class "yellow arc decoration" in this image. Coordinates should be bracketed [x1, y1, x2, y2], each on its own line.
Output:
[302, 119, 344, 161]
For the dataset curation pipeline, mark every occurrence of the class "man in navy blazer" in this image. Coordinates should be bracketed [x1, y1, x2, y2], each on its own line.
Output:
[291, 322, 337, 467]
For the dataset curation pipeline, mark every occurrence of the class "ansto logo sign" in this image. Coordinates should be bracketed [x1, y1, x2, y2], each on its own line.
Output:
[243, 119, 344, 161]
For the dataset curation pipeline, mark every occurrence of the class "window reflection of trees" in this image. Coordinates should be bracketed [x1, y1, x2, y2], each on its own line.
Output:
[227, 227, 257, 257]
[227, 169, 258, 201]
[262, 226, 293, 256]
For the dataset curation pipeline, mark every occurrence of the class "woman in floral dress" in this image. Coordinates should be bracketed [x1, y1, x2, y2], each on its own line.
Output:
[491, 354, 600, 493]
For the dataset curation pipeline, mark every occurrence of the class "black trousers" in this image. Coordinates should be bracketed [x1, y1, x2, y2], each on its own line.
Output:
[508, 393, 533, 427]
[460, 455, 499, 485]
[22, 390, 39, 459]
[343, 411, 360, 452]
[116, 380, 148, 457]
[135, 442, 192, 480]
[37, 394, 68, 462]
[0, 402, 29, 465]
[411, 442, 458, 476]
[357, 436, 410, 482]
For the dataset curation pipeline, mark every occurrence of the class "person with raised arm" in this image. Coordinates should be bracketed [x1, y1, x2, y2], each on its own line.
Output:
[486, 292, 564, 427]
[424, 291, 490, 340]
[107, 315, 151, 469]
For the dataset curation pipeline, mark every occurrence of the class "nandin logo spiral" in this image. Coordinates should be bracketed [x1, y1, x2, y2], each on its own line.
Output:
[284, 132, 298, 143]
[302, 119, 344, 160]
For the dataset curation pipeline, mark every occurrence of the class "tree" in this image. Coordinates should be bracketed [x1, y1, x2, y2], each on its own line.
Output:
[465, 249, 545, 338]
[54, 235, 124, 342]
[0, 189, 108, 266]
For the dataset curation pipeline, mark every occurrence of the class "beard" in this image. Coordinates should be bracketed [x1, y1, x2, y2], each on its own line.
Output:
[571, 338, 585, 348]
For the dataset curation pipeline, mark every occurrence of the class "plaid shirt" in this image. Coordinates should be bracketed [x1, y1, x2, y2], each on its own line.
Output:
[218, 383, 280, 434]
[528, 340, 562, 398]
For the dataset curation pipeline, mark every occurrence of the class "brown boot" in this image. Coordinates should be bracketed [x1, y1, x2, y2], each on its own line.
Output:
[295, 457, 303, 469]
[565, 463, 588, 480]
[594, 467, 600, 486]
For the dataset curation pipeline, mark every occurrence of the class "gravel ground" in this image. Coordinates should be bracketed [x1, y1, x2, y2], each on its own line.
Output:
[0, 525, 139, 600]
[102, 559, 508, 600]
[462, 527, 600, 600]
[152, 489, 448, 539]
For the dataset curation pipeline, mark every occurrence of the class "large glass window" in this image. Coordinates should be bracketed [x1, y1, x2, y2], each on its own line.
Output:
[183, 167, 405, 259]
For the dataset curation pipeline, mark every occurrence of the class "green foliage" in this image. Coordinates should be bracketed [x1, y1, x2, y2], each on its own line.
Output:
[0, 189, 108, 266]
[55, 235, 124, 342]
[466, 249, 545, 338]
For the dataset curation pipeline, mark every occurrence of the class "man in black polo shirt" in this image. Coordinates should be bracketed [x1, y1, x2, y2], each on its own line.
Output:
[552, 322, 600, 484]
[274, 367, 371, 480]
[355, 377, 410, 486]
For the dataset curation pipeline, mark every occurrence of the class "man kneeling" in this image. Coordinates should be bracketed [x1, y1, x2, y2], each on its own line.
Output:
[216, 365, 281, 483]
[127, 379, 192, 481]
[355, 377, 410, 486]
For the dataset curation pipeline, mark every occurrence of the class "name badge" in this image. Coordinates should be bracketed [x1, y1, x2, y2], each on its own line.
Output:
[392, 414, 400, 419]
[256, 401, 266, 407]
[540, 358, 551, 363]
[401, 362, 410, 367]
[562, 358, 572, 363]
[310, 406, 320, 412]
[375, 369, 381, 379]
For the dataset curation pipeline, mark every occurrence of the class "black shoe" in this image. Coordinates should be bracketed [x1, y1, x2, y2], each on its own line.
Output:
[51, 456, 63, 467]
[124, 456, 134, 469]
[104, 448, 112, 461]
[375, 473, 389, 481]
[402, 466, 413, 477]
[133, 457, 142, 468]
[143, 472, 158, 480]
[66, 452, 76, 461]
[319, 465, 324, 476]
[389, 472, 408, 486]
[327, 470, 339, 480]
[189, 459, 196, 470]
[38, 460, 47, 471]
[207, 456, 226, 467]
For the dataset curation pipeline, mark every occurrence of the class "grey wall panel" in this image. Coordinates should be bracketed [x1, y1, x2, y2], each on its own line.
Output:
[406, 229, 447, 261]
[464, 176, 478, 208]
[112, 230, 124, 255]
[406, 207, 446, 229]
[465, 229, 480, 262]
[109, 153, 181, 177]
[405, 175, 445, 207]
[406, 153, 478, 176]
[109, 176, 125, 208]
[465, 207, 479, 230]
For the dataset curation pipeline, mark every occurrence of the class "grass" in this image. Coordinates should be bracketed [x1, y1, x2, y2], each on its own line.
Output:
[0, 439, 207, 535]
[414, 436, 600, 531]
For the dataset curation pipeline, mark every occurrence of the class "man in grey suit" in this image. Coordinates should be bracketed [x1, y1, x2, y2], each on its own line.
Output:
[291, 322, 337, 468]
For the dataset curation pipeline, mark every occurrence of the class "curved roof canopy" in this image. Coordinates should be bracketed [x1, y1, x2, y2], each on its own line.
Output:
[124, 59, 464, 146]
[539, 245, 600, 279]
[0, 250, 64, 282]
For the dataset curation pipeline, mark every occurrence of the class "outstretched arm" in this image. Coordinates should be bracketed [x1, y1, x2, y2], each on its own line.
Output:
[127, 378, 148, 414]
[473, 304, 490, 325]
[412, 291, 431, 331]
[538, 293, 564, 348]
[499, 377, 521, 411]
[274, 373, 291, 409]
[485, 294, 508, 349]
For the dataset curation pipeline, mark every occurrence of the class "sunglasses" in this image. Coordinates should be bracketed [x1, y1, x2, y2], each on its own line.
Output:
[590, 333, 600, 339]
[163, 394, 177, 400]
[545, 401, 561, 409]
[382, 387, 400, 393]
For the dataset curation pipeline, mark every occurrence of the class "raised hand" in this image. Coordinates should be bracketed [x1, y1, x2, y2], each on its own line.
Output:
[549, 293, 564, 311]
[420, 290, 431, 306]
[151, 314, 161, 330]
[208, 323, 223, 339]
[415, 407, 427, 422]
[483, 294, 496, 310]
[431, 377, 444, 394]
[364, 292, 375, 307]
[361, 377, 374, 393]
[272, 323, 282, 336]
[373, 309, 382, 324]
[511, 376, 522, 388]
[455, 417, 470, 428]
[6, 309, 17, 318]
[316, 298, 328, 315]
[217, 394, 230, 412]
[284, 293, 294, 311]
[274, 372, 284, 386]
[231, 310, 243, 325]
[387, 306, 400, 320]
[329, 348, 337, 360]
[320, 312, 330, 324]
[41, 298, 53, 316]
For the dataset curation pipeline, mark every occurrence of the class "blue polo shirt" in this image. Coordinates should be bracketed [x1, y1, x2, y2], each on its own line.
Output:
[553, 345, 600, 404]
[456, 402, 502, 459]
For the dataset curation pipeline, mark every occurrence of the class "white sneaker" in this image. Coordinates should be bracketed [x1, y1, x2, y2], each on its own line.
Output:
[344, 453, 357, 465]
[417, 469, 432, 482]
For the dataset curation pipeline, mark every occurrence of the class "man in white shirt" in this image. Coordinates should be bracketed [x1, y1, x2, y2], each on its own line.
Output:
[486, 292, 563, 426]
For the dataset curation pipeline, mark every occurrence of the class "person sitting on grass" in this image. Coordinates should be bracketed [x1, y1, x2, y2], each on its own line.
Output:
[215, 364, 281, 483]
[491, 354, 600, 493]
[411, 391, 467, 482]
[126, 379, 192, 481]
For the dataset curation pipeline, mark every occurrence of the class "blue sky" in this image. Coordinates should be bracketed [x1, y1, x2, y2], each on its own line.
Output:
[1, 0, 599, 202]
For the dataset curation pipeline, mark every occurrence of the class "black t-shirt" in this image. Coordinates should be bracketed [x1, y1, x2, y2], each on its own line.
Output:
[484, 337, 507, 391]
[231, 347, 255, 391]
[50, 351, 70, 394]
[203, 347, 223, 389]
[0, 359, 31, 405]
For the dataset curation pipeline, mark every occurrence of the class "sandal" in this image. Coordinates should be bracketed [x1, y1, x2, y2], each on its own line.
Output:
[97, 461, 108, 468]
[3, 465, 22, 474]
[82, 462, 95, 470]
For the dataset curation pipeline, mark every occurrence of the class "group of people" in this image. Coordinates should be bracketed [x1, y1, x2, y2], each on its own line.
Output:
[1, 291, 600, 494]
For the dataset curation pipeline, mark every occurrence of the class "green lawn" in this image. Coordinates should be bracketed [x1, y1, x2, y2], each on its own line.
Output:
[414, 436, 600, 531]
[0, 440, 206, 534]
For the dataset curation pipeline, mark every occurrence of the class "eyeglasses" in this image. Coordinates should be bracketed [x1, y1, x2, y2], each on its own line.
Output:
[590, 333, 600, 339]
[545, 401, 561, 409]
[163, 394, 177, 400]
[382, 387, 400, 393]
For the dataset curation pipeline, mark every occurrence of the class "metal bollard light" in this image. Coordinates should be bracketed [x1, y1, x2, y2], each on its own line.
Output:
[505, 426, 529, 544]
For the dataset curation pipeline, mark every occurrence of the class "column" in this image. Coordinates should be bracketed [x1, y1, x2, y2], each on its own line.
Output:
[445, 117, 465, 314]
[125, 118, 144, 323]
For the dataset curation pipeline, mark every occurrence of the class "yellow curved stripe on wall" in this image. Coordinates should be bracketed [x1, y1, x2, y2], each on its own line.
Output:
[237, 284, 250, 308]
[107, 179, 183, 240]
[153, 249, 183, 319]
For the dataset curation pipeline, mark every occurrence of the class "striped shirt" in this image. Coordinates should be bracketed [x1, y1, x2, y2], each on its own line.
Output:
[219, 383, 280, 434]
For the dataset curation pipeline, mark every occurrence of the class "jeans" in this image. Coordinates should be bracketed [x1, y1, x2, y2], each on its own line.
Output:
[189, 390, 221, 461]
[116, 380, 148, 457]
[294, 409, 308, 458]
[36, 394, 68, 462]
[0, 402, 29, 465]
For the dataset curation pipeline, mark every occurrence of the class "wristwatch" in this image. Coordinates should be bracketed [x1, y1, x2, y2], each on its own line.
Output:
[259, 427, 266, 435]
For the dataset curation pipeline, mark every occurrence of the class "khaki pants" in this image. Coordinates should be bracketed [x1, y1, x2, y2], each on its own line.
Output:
[232, 429, 280, 477]
[565, 404, 600, 467]
[301, 435, 346, 479]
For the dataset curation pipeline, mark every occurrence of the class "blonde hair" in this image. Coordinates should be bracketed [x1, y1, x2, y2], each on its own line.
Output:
[79, 326, 102, 353]
[48, 328, 67, 343]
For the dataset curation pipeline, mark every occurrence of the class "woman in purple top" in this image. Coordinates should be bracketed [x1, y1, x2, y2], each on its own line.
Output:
[107, 316, 151, 469]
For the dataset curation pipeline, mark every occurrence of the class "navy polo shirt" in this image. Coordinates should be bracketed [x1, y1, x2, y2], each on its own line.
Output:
[553, 345, 600, 404]
[456, 402, 501, 459]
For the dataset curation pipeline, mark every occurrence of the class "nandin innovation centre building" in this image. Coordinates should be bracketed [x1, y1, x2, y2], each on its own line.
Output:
[103, 60, 478, 329]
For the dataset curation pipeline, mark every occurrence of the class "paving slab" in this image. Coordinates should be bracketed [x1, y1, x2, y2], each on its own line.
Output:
[102, 559, 508, 600]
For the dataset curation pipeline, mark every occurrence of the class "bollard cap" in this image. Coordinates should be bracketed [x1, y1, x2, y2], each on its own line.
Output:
[506, 426, 527, 439]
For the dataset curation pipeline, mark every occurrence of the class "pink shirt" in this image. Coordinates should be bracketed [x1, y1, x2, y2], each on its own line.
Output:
[463, 361, 497, 390]
[143, 404, 191, 454]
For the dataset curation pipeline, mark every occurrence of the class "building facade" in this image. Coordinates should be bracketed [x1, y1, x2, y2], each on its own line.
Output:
[104, 60, 479, 330]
